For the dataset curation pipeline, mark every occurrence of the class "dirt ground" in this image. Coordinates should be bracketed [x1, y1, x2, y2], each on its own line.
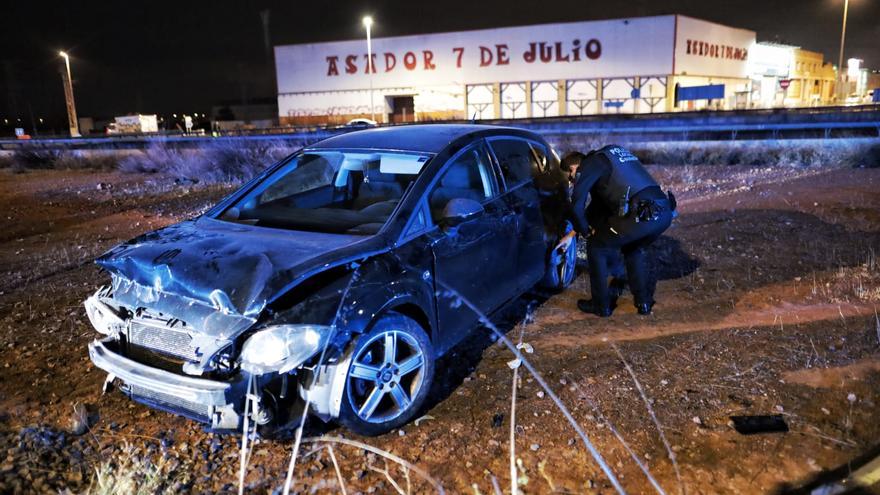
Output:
[0, 163, 878, 494]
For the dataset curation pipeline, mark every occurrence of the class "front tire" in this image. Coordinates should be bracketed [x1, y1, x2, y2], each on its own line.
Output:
[338, 313, 434, 436]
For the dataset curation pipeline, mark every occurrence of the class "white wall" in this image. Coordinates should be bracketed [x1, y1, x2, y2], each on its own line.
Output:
[276, 16, 677, 94]
[673, 16, 755, 78]
[278, 85, 463, 120]
[276, 15, 757, 119]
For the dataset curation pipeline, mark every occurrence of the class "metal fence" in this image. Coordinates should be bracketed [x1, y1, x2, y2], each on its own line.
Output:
[2, 105, 878, 151]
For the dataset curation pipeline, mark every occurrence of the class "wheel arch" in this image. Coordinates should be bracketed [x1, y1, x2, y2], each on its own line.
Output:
[368, 297, 434, 346]
[386, 302, 430, 335]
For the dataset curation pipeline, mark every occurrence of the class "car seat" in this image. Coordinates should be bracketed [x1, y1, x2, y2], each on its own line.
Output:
[429, 154, 485, 220]
[353, 165, 403, 210]
[498, 149, 532, 186]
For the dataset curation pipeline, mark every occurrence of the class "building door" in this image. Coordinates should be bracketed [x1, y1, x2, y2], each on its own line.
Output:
[390, 96, 415, 123]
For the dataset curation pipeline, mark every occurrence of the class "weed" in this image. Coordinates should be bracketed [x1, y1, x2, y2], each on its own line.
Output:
[84, 444, 190, 495]
[119, 140, 298, 183]
[549, 137, 880, 169]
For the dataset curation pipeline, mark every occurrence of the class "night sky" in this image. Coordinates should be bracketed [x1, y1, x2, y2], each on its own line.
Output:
[2, 0, 878, 130]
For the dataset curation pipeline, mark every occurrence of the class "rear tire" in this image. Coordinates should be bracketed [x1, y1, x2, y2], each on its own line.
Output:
[338, 313, 434, 436]
[541, 222, 578, 291]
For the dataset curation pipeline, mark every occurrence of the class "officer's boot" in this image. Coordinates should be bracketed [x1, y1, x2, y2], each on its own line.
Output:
[624, 246, 653, 315]
[635, 301, 654, 315]
[580, 246, 613, 317]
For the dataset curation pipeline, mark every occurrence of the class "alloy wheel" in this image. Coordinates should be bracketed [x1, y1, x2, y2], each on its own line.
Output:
[347, 330, 426, 423]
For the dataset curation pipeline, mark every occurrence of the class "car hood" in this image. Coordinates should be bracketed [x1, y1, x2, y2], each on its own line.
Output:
[97, 217, 380, 322]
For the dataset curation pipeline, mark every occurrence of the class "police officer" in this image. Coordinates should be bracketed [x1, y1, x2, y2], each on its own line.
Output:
[564, 145, 674, 317]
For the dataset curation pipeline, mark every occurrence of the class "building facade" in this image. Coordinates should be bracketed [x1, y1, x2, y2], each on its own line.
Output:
[788, 49, 836, 106]
[748, 43, 837, 108]
[275, 15, 757, 125]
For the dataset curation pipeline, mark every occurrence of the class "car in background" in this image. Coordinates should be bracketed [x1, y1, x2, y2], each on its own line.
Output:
[85, 124, 577, 436]
[344, 118, 378, 128]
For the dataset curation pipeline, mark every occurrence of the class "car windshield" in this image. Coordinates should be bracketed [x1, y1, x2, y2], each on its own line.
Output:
[219, 149, 432, 235]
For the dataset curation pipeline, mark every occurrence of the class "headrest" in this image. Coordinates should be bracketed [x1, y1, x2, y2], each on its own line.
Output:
[440, 163, 476, 188]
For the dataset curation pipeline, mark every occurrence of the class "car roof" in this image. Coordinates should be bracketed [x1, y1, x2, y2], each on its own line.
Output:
[307, 124, 538, 154]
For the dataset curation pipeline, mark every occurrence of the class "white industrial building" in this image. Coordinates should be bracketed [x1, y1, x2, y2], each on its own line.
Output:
[274, 15, 760, 125]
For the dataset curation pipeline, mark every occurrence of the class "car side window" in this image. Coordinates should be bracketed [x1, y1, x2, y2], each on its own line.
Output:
[489, 138, 541, 188]
[427, 143, 497, 223]
[403, 202, 429, 238]
[528, 141, 558, 173]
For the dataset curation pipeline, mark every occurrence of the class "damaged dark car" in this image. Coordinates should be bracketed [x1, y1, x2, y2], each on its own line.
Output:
[85, 124, 577, 435]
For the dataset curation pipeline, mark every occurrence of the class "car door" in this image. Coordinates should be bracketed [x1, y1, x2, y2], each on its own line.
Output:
[425, 140, 517, 350]
[486, 137, 548, 291]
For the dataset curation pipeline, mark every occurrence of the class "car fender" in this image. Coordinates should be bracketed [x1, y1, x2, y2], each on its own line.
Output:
[335, 267, 436, 344]
[304, 281, 434, 421]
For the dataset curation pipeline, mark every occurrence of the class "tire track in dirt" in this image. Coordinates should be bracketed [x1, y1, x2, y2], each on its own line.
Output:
[532, 300, 874, 348]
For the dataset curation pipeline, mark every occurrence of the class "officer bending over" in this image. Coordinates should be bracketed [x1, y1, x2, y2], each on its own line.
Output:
[564, 146, 674, 317]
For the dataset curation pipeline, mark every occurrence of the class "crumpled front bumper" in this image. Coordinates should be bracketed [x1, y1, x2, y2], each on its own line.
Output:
[88, 338, 245, 430]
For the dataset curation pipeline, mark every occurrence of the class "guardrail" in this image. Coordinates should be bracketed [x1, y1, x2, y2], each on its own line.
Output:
[2, 105, 878, 150]
[0, 130, 341, 151]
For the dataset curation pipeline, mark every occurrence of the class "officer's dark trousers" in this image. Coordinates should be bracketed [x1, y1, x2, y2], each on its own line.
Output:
[588, 203, 672, 310]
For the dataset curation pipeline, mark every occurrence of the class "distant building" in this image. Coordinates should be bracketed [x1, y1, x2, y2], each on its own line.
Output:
[748, 43, 836, 108]
[274, 15, 757, 125]
[867, 71, 880, 103]
[842, 59, 876, 103]
[788, 49, 836, 106]
[273, 15, 876, 124]
[77, 117, 96, 135]
[211, 97, 278, 130]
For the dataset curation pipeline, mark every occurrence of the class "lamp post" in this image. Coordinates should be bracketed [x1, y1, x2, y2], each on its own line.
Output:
[59, 51, 80, 137]
[362, 16, 375, 122]
[836, 0, 850, 103]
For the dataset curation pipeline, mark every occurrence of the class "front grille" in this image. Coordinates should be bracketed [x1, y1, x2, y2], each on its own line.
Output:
[126, 346, 187, 373]
[128, 384, 211, 423]
[129, 320, 199, 362]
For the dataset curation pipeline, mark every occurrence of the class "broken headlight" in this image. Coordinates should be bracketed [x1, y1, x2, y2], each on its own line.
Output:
[84, 290, 125, 337]
[239, 324, 330, 374]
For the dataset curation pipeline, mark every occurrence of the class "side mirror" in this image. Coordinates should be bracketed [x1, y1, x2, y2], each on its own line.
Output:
[441, 198, 484, 227]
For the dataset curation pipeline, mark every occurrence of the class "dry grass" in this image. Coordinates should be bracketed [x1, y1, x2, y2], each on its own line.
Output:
[84, 444, 190, 495]
[1, 139, 302, 183]
[550, 137, 880, 169]
[0, 149, 118, 172]
[118, 140, 298, 183]
[4, 137, 877, 182]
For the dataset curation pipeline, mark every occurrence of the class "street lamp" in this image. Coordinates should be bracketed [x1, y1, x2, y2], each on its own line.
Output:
[836, 0, 850, 103]
[362, 16, 375, 122]
[59, 51, 80, 137]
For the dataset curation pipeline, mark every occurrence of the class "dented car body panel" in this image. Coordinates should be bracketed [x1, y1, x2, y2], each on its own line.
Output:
[85, 124, 570, 432]
[97, 216, 380, 319]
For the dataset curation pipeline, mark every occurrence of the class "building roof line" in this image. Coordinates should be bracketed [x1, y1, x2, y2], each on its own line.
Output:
[673, 14, 758, 36]
[274, 14, 681, 50]
[756, 41, 802, 49]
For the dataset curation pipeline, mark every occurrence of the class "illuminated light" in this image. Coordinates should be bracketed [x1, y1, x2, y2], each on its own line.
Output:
[239, 324, 330, 373]
[748, 43, 794, 77]
[172, 113, 177, 118]
[59, 51, 68, 59]
[847, 58, 862, 78]
[362, 16, 373, 28]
